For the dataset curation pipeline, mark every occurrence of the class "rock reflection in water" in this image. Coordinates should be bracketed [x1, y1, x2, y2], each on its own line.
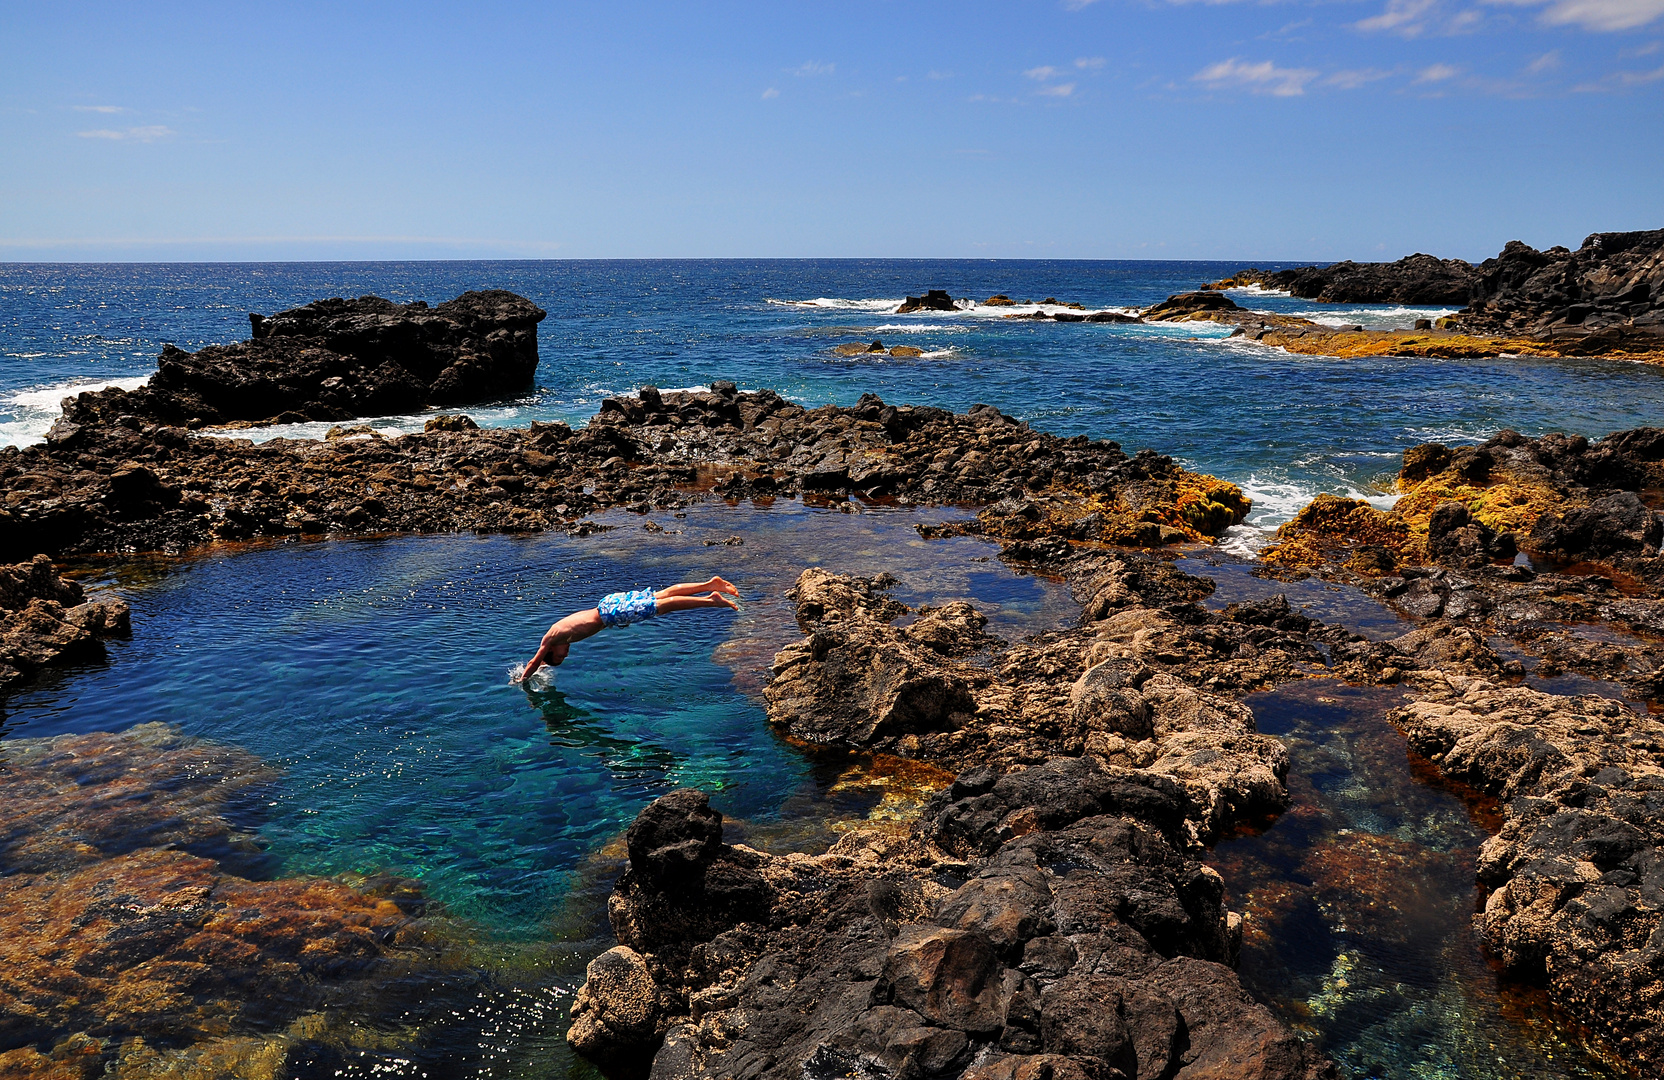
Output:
[1210, 679, 1627, 1080]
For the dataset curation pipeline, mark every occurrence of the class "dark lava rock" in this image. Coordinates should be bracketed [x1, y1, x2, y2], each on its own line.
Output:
[1142, 292, 1241, 320]
[58, 290, 545, 428]
[1455, 230, 1664, 343]
[1262, 253, 1478, 306]
[572, 782, 1333, 1080]
[1, 388, 1244, 566]
[897, 290, 958, 314]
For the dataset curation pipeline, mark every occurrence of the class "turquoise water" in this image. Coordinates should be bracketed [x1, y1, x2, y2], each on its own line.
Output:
[5, 502, 1069, 935]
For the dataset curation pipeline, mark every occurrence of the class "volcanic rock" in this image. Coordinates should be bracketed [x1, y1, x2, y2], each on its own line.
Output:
[1260, 254, 1478, 306]
[0, 555, 130, 691]
[570, 784, 1333, 1080]
[1393, 677, 1664, 1070]
[897, 290, 958, 314]
[56, 290, 545, 429]
[0, 389, 1250, 562]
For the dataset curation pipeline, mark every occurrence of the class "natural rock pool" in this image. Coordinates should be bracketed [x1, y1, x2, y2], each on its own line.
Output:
[0, 508, 1645, 1077]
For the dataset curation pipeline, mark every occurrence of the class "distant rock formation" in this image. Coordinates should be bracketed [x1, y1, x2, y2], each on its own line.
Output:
[54, 290, 546, 431]
[897, 290, 958, 314]
[1455, 229, 1664, 347]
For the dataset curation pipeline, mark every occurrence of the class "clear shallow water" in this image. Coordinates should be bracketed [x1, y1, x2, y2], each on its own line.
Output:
[4, 501, 1070, 935]
[1211, 681, 1628, 1080]
[8, 260, 1664, 538]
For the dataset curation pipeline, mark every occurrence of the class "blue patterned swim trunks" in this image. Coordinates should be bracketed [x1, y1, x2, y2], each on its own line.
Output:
[597, 588, 659, 627]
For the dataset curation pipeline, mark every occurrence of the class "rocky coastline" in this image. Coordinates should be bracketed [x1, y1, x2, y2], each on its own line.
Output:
[10, 284, 1664, 1076]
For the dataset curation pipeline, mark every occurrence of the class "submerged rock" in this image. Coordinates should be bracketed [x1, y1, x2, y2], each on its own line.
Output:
[0, 725, 466, 1072]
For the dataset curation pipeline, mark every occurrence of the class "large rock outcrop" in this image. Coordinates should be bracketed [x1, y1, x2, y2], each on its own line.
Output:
[53, 290, 546, 430]
[1455, 229, 1664, 346]
[569, 786, 1334, 1080]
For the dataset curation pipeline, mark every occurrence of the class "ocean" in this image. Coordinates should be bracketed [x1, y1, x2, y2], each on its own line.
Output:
[1, 260, 1652, 1079]
[9, 260, 1664, 549]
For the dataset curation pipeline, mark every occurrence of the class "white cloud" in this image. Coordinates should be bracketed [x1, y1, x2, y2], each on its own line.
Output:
[1193, 57, 1319, 96]
[1574, 61, 1664, 87]
[791, 61, 834, 77]
[1062, 0, 1101, 8]
[1356, 0, 1443, 35]
[928, 69, 954, 80]
[1025, 65, 1064, 80]
[1037, 82, 1077, 96]
[72, 105, 126, 113]
[1415, 62, 1463, 81]
[1324, 67, 1395, 88]
[1487, 0, 1664, 29]
[1526, 49, 1563, 71]
[77, 125, 175, 142]
[761, 87, 779, 99]
[1075, 56, 1106, 69]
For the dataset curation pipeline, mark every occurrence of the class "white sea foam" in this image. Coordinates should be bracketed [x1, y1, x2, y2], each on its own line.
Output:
[0, 375, 151, 449]
[1209, 473, 1401, 559]
[871, 323, 974, 334]
[1288, 305, 1458, 330]
[767, 297, 902, 313]
[1224, 284, 1292, 298]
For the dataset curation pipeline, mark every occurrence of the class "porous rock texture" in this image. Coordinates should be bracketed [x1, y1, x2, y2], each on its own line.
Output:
[0, 724, 466, 1078]
[570, 782, 1334, 1080]
[1257, 426, 1664, 701]
[1, 388, 1247, 561]
[52, 290, 546, 430]
[569, 551, 1559, 1078]
[0, 554, 129, 691]
[1393, 676, 1664, 1070]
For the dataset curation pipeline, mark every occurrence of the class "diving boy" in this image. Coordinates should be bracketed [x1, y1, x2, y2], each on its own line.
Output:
[514, 576, 740, 681]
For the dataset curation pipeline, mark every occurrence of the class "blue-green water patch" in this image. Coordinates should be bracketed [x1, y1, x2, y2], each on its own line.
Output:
[3, 502, 1071, 937]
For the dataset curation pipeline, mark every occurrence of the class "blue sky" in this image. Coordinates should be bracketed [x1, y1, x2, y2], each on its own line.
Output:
[2, 1, 1660, 262]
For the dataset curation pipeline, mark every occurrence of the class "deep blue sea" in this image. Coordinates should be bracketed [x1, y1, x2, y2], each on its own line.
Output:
[1, 261, 1654, 1079]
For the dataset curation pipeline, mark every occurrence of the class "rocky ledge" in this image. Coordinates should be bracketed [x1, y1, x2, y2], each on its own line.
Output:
[0, 554, 130, 691]
[1142, 289, 1664, 365]
[1232, 423, 1664, 1067]
[1394, 676, 1664, 1070]
[1256, 426, 1664, 701]
[1, 387, 1247, 561]
[52, 290, 546, 431]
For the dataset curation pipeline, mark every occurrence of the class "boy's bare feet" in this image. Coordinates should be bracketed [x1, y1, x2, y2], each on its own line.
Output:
[711, 591, 740, 610]
[707, 576, 738, 596]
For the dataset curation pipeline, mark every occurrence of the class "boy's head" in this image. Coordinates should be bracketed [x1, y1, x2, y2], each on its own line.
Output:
[547, 641, 571, 666]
